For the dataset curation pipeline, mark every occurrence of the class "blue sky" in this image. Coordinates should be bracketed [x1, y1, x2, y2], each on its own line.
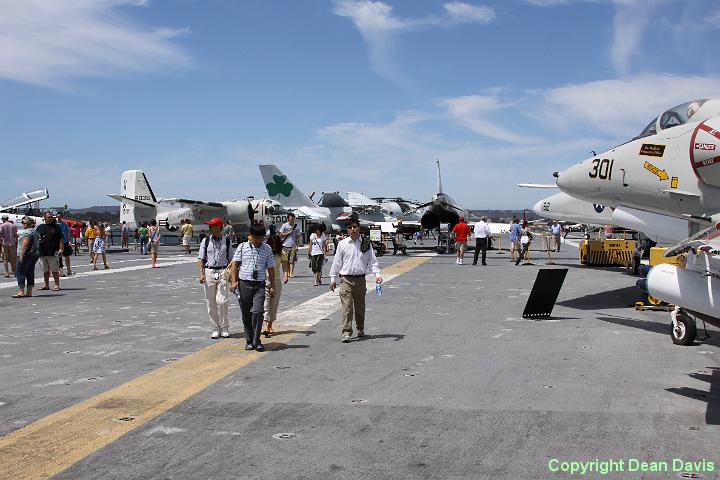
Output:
[2, 0, 720, 209]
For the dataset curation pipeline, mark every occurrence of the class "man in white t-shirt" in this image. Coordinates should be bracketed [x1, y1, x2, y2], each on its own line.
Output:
[278, 213, 301, 277]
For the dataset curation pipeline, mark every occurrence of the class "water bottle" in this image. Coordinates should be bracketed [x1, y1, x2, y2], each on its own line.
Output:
[375, 283, 382, 297]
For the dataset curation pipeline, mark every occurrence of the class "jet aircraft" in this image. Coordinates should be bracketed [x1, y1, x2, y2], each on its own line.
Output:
[109, 170, 286, 237]
[552, 99, 720, 344]
[407, 159, 474, 230]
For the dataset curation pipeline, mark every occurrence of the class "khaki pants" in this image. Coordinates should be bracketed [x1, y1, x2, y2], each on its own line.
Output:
[554, 233, 561, 251]
[203, 269, 230, 331]
[264, 278, 283, 324]
[340, 275, 366, 335]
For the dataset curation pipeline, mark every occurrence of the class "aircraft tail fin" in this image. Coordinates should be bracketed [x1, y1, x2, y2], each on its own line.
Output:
[259, 164, 317, 209]
[436, 159, 443, 194]
[118, 170, 158, 227]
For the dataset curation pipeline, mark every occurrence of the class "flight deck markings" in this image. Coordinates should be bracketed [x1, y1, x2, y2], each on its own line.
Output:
[0, 254, 432, 480]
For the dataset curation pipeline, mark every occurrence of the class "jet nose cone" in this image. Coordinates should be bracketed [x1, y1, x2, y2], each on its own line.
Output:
[532, 200, 544, 216]
[555, 168, 571, 193]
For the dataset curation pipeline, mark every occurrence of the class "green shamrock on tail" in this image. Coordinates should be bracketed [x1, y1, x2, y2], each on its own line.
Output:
[266, 175, 294, 197]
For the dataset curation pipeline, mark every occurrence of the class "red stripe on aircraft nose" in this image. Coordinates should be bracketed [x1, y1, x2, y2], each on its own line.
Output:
[698, 123, 720, 141]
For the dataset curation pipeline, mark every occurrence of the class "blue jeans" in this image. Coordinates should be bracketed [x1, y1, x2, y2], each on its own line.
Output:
[140, 236, 148, 254]
[16, 255, 39, 288]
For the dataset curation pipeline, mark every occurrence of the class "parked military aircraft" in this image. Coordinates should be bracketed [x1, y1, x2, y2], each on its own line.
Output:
[552, 99, 720, 344]
[0, 189, 49, 213]
[532, 191, 688, 244]
[109, 170, 286, 237]
[259, 164, 392, 232]
[409, 159, 474, 230]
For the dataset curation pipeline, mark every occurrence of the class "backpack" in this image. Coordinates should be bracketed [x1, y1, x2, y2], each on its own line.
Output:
[201, 236, 232, 267]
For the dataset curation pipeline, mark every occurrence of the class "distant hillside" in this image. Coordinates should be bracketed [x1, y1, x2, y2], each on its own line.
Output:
[53, 205, 119, 224]
[469, 209, 540, 222]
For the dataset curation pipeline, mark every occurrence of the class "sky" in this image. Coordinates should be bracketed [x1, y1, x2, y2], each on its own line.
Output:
[2, 0, 720, 209]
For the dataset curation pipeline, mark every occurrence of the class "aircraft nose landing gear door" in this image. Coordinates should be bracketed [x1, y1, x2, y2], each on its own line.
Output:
[690, 118, 720, 187]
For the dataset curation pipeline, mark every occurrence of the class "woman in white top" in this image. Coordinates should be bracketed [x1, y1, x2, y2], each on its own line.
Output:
[308, 224, 328, 286]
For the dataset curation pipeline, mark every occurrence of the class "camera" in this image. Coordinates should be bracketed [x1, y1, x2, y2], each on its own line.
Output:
[252, 270, 258, 280]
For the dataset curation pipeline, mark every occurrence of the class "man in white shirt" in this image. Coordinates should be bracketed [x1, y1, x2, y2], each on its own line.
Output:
[551, 221, 562, 252]
[472, 216, 492, 266]
[329, 215, 382, 343]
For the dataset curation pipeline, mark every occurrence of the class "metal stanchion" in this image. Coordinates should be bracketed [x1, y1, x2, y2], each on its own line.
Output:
[544, 235, 555, 265]
[495, 236, 505, 254]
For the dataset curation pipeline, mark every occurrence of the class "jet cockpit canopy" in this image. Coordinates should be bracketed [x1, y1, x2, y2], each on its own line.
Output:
[635, 99, 709, 139]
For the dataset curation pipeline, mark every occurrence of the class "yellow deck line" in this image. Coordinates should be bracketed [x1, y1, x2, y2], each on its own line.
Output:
[0, 255, 431, 480]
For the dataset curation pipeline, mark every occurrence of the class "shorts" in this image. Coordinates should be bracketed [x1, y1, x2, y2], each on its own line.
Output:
[40, 255, 59, 273]
[511, 239, 520, 251]
[182, 235, 191, 246]
[455, 241, 467, 252]
[150, 242, 160, 254]
[2, 245, 17, 264]
[62, 242, 73, 257]
[283, 246, 298, 264]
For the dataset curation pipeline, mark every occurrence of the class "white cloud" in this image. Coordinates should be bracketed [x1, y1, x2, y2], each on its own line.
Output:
[441, 95, 544, 144]
[443, 2, 495, 24]
[0, 0, 190, 89]
[545, 74, 720, 136]
[333, 1, 495, 82]
[610, 0, 652, 75]
[523, 0, 572, 5]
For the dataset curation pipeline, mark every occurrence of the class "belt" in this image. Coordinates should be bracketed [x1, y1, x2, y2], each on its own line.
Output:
[205, 265, 227, 270]
[240, 279, 264, 284]
[341, 274, 366, 278]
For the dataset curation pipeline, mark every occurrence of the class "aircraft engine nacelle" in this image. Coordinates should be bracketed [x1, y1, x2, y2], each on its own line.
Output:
[421, 210, 460, 230]
[223, 201, 252, 224]
[690, 116, 720, 187]
[421, 211, 440, 230]
[646, 263, 720, 319]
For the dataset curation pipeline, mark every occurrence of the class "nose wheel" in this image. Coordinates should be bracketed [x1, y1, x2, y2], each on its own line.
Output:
[670, 309, 697, 346]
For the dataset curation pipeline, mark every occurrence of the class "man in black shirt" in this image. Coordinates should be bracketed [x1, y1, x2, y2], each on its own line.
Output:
[36, 211, 63, 291]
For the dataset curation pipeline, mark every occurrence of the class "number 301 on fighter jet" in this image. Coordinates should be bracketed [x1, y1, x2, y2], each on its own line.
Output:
[588, 159, 614, 180]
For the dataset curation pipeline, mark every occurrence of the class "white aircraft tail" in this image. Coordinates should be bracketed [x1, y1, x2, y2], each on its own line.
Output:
[436, 159, 443, 194]
[259, 164, 317, 209]
[115, 170, 158, 227]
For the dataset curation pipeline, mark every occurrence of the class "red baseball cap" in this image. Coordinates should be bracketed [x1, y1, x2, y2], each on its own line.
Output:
[205, 218, 223, 227]
[459, 216, 465, 222]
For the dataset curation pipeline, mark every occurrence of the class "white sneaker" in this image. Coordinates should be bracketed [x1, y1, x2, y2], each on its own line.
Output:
[455, 258, 460, 264]
[341, 334, 351, 343]
[211, 331, 220, 339]
[221, 331, 230, 338]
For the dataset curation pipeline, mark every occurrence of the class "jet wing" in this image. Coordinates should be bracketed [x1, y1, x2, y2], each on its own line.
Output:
[159, 198, 225, 210]
[665, 224, 720, 257]
[107, 194, 155, 208]
[517, 183, 557, 189]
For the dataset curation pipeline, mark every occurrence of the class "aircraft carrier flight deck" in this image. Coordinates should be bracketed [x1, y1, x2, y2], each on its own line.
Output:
[0, 242, 718, 480]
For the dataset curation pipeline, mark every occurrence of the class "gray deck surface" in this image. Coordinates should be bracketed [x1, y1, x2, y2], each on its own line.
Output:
[0, 241, 718, 480]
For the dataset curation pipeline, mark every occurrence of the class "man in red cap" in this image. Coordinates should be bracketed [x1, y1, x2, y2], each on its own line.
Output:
[451, 216, 471, 265]
[197, 217, 234, 339]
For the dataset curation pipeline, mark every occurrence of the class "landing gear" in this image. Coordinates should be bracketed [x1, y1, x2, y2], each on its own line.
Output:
[670, 308, 697, 346]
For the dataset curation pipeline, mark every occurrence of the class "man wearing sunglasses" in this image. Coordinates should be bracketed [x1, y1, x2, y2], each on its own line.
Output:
[329, 215, 382, 343]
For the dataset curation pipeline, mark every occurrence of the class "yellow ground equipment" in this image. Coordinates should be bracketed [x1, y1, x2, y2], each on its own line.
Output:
[579, 239, 635, 267]
[649, 247, 680, 266]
